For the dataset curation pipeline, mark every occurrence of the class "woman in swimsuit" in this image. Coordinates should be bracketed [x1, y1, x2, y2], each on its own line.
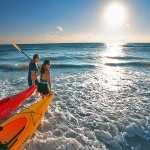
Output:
[38, 60, 52, 99]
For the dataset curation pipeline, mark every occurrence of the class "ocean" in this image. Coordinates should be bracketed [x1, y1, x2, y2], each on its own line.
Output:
[0, 43, 150, 150]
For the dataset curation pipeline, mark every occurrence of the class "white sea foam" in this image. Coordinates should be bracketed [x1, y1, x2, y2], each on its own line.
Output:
[25, 137, 83, 150]
[1, 66, 150, 149]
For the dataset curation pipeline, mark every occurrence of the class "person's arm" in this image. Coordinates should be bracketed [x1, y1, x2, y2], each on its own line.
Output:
[30, 63, 37, 86]
[31, 63, 40, 86]
[35, 70, 41, 79]
[47, 71, 52, 92]
[31, 70, 36, 86]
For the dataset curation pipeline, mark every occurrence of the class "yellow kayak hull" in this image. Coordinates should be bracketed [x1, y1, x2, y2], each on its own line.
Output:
[0, 93, 54, 150]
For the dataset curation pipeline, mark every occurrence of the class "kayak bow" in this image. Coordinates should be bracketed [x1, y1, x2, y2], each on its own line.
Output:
[0, 86, 37, 120]
[0, 93, 54, 150]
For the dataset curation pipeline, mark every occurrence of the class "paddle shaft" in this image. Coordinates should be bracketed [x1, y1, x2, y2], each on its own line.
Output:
[13, 44, 32, 60]
[21, 51, 32, 60]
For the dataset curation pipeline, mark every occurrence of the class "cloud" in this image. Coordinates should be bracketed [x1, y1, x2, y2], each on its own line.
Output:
[57, 26, 63, 32]
[43, 26, 63, 36]
[72, 33, 93, 38]
[41, 26, 63, 38]
[41, 34, 51, 38]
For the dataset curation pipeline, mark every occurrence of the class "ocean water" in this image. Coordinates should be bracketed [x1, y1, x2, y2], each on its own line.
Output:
[0, 43, 150, 150]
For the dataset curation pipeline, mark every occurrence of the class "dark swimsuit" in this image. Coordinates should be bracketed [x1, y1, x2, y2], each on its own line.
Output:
[38, 78, 50, 95]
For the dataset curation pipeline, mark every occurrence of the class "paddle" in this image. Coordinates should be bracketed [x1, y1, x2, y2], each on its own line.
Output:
[12, 44, 32, 60]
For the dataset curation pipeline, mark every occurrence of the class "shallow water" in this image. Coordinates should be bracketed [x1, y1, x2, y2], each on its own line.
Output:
[0, 43, 150, 150]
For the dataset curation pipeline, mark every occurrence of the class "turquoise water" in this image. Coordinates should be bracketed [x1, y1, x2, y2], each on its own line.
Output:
[0, 43, 150, 150]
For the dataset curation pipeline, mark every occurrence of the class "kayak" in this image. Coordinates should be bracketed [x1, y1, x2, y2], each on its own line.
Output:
[0, 85, 37, 120]
[0, 93, 54, 150]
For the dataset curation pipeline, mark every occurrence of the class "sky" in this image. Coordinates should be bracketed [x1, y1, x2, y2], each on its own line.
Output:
[0, 0, 150, 44]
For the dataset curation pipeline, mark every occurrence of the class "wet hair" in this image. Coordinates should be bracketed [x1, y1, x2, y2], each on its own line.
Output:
[33, 54, 39, 60]
[41, 60, 50, 74]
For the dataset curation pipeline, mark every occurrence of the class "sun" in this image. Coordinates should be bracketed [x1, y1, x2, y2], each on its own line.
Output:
[104, 3, 126, 27]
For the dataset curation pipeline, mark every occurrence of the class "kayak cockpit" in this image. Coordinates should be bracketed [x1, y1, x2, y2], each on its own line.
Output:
[0, 117, 28, 149]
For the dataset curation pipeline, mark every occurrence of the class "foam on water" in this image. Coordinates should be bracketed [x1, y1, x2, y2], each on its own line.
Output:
[24, 68, 150, 149]
[0, 43, 149, 149]
[0, 78, 20, 98]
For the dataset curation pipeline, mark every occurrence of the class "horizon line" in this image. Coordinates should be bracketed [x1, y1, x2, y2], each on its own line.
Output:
[0, 41, 150, 46]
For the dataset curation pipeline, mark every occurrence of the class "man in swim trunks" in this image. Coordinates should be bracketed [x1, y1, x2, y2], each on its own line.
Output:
[28, 54, 40, 86]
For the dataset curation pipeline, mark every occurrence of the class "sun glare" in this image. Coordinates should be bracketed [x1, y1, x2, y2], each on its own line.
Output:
[104, 3, 126, 27]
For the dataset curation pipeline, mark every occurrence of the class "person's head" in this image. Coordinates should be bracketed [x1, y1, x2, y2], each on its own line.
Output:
[33, 54, 40, 62]
[43, 60, 51, 69]
[41, 60, 51, 74]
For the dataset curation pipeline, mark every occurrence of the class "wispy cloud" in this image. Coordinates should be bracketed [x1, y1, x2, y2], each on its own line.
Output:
[41, 31, 95, 43]
[41, 26, 63, 38]
[72, 33, 93, 38]
[57, 26, 63, 32]
[41, 34, 51, 38]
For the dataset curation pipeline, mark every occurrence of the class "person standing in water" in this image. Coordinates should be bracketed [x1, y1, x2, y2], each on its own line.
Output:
[38, 60, 52, 99]
[28, 54, 40, 86]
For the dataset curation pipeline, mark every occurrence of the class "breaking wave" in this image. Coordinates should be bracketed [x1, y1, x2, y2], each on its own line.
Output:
[105, 61, 150, 67]
[0, 63, 96, 71]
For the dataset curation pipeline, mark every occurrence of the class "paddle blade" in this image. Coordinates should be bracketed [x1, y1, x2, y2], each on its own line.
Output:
[12, 44, 22, 52]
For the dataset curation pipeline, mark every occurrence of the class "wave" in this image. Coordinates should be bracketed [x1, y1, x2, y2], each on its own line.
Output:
[59, 43, 105, 48]
[52, 64, 96, 69]
[106, 56, 147, 60]
[41, 56, 73, 61]
[0, 64, 29, 71]
[105, 61, 150, 67]
[42, 55, 96, 61]
[123, 43, 150, 48]
[0, 63, 96, 71]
